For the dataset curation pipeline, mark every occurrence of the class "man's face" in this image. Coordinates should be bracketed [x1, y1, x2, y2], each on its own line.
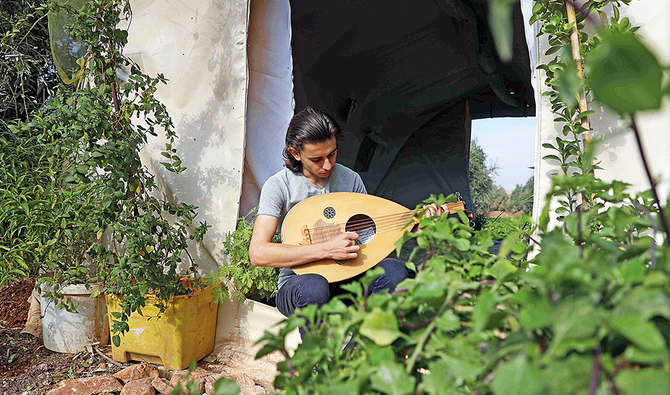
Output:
[288, 136, 338, 186]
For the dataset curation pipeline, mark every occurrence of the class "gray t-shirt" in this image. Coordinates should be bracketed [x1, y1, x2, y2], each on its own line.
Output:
[258, 164, 367, 289]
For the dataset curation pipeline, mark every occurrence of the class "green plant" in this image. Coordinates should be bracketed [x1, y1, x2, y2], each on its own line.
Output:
[214, 208, 279, 303]
[479, 215, 532, 240]
[0, 1, 59, 288]
[3, 0, 211, 344]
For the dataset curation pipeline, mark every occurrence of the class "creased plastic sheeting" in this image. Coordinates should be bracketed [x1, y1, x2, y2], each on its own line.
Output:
[532, 3, 670, 230]
[240, 0, 293, 216]
[124, 0, 250, 272]
[48, 0, 89, 85]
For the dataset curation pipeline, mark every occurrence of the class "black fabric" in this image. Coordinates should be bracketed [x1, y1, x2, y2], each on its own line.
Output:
[289, 0, 534, 210]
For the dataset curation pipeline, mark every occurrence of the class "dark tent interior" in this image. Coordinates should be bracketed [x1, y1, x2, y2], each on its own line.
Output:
[289, 0, 535, 212]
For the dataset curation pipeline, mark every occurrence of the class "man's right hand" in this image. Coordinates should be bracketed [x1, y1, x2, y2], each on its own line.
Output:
[321, 231, 360, 261]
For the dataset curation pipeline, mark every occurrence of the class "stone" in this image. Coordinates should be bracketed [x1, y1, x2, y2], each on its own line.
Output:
[169, 371, 205, 393]
[46, 375, 123, 395]
[235, 374, 260, 395]
[169, 372, 188, 388]
[150, 377, 174, 394]
[114, 364, 160, 383]
[157, 366, 172, 380]
[120, 378, 156, 395]
[204, 374, 225, 394]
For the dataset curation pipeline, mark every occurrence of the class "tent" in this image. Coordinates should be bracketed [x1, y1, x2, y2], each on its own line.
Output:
[122, 0, 535, 276]
[119, 0, 668, 347]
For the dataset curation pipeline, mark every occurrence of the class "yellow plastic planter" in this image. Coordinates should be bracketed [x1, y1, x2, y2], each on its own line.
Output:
[105, 284, 218, 370]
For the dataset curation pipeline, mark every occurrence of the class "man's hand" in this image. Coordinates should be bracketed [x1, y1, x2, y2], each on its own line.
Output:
[321, 231, 360, 261]
[421, 203, 450, 218]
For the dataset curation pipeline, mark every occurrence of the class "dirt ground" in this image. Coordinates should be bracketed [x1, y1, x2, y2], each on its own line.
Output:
[0, 279, 228, 395]
[0, 278, 119, 395]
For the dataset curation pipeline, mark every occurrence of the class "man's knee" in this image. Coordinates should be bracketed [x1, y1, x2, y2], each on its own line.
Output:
[276, 274, 330, 317]
[296, 274, 330, 306]
[371, 258, 407, 293]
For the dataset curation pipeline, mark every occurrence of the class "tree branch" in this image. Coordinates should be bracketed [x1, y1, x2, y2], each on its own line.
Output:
[631, 118, 670, 244]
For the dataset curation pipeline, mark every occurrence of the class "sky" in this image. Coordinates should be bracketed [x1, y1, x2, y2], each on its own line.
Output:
[471, 117, 536, 190]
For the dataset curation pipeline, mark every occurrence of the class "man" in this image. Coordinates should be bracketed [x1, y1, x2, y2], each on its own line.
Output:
[249, 107, 407, 318]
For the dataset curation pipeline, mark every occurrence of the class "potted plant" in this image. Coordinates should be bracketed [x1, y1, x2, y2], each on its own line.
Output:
[21, 0, 218, 367]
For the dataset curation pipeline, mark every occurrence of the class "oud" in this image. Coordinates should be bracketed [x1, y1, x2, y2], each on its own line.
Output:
[281, 192, 468, 283]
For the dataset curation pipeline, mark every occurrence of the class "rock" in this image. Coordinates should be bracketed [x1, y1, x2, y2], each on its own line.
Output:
[235, 373, 264, 395]
[120, 378, 156, 395]
[114, 364, 160, 383]
[46, 375, 123, 395]
[150, 377, 174, 394]
[169, 372, 188, 388]
[157, 366, 172, 380]
[204, 374, 225, 394]
[169, 371, 205, 393]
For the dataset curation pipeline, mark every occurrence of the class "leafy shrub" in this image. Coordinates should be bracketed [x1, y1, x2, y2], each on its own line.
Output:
[259, 183, 669, 394]
[214, 209, 279, 303]
[479, 215, 532, 240]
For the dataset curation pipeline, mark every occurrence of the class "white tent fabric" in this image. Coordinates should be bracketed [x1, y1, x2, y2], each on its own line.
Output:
[531, 2, 670, 229]
[124, 0, 250, 275]
[241, 0, 293, 216]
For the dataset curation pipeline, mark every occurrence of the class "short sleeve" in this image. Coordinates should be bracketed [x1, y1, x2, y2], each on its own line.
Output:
[353, 173, 367, 194]
[258, 176, 286, 218]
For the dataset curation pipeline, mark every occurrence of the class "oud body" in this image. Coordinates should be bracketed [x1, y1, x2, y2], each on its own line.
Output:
[281, 192, 413, 283]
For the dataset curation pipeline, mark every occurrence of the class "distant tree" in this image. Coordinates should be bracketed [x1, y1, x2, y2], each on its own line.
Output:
[489, 184, 510, 211]
[469, 139, 499, 214]
[509, 176, 534, 214]
[0, 0, 57, 129]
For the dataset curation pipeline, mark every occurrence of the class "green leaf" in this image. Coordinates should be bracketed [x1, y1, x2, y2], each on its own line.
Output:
[608, 314, 666, 352]
[472, 291, 497, 332]
[585, 31, 663, 114]
[514, 290, 551, 330]
[369, 361, 416, 395]
[212, 378, 241, 395]
[360, 307, 400, 346]
[615, 368, 670, 395]
[623, 345, 668, 364]
[435, 310, 461, 333]
[423, 360, 457, 395]
[491, 354, 542, 395]
[488, 0, 518, 62]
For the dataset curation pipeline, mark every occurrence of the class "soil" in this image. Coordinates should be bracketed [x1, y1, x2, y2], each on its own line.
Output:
[0, 278, 237, 395]
[0, 278, 121, 395]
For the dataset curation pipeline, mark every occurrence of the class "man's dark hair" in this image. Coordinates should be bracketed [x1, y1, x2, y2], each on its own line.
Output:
[283, 107, 342, 172]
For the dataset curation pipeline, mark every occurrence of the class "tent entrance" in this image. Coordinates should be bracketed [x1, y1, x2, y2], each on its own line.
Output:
[244, 0, 535, 214]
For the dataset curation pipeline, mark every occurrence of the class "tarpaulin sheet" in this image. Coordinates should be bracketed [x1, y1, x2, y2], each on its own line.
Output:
[285, 0, 535, 211]
[124, 0, 250, 274]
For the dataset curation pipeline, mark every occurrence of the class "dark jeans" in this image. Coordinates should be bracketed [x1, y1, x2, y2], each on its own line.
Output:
[275, 258, 407, 318]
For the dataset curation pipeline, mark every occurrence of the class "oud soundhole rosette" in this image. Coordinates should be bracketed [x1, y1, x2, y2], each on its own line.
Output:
[323, 206, 336, 219]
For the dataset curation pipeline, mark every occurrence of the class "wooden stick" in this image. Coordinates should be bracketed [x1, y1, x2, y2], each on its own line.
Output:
[565, 1, 591, 143]
[93, 344, 123, 367]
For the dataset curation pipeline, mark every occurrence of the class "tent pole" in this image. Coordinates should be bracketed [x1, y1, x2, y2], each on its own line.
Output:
[565, 1, 591, 147]
[566, 0, 594, 211]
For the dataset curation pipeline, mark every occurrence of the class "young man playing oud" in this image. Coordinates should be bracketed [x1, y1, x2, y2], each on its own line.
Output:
[249, 107, 408, 318]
